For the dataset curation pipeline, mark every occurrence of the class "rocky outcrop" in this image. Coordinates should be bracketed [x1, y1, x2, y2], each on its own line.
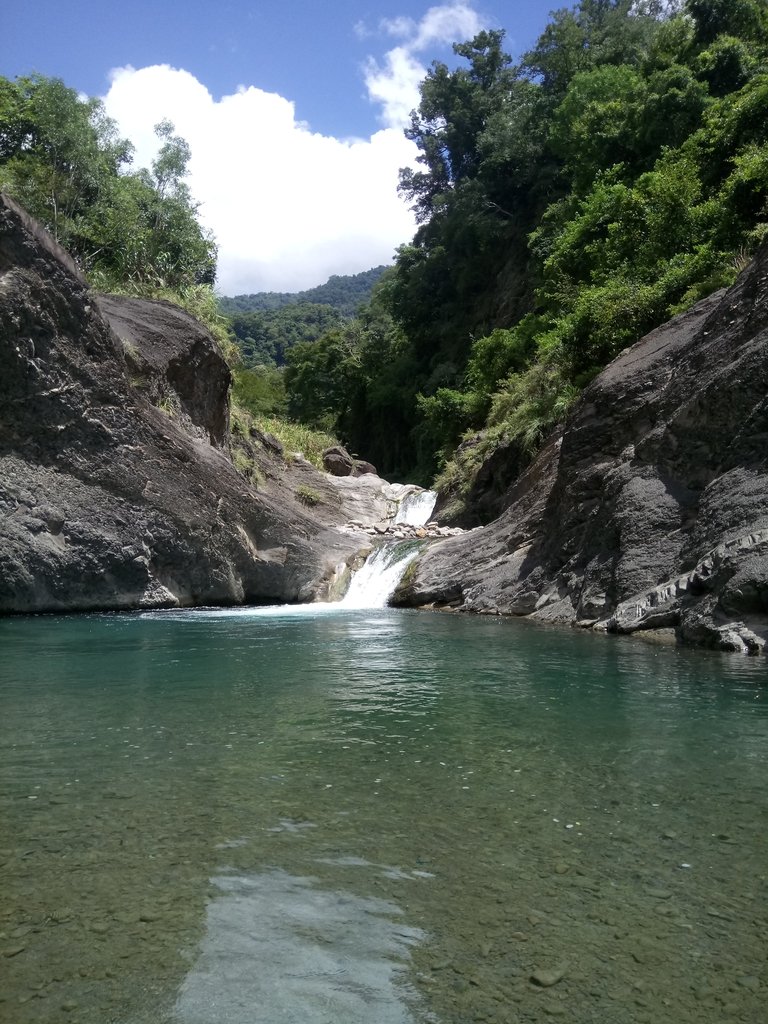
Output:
[395, 245, 768, 654]
[97, 294, 231, 448]
[0, 193, 364, 613]
[432, 433, 532, 528]
[322, 444, 377, 477]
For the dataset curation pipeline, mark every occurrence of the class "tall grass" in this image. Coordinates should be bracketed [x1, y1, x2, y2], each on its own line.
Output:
[230, 403, 339, 471]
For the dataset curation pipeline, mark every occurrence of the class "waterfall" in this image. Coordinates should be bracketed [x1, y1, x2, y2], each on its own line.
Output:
[393, 490, 437, 527]
[338, 542, 421, 609]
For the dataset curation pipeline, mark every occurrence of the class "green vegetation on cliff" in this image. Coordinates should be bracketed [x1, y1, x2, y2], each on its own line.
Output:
[0, 73, 339, 463]
[283, 0, 768, 490]
[0, 74, 216, 294]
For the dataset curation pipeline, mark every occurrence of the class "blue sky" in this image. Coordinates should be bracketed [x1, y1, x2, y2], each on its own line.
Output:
[3, 1, 561, 292]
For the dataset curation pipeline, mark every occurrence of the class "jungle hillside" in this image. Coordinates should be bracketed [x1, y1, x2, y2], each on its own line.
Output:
[282, 0, 768, 496]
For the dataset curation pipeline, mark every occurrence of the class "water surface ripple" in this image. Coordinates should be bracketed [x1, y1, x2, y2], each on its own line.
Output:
[0, 608, 766, 1023]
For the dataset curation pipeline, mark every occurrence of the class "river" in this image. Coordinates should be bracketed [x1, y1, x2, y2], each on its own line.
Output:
[0, 604, 766, 1023]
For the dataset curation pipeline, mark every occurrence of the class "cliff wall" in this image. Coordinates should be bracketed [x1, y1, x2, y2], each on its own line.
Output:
[0, 194, 363, 613]
[396, 246, 768, 654]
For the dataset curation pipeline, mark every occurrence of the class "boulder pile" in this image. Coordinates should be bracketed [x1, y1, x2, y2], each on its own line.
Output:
[346, 519, 466, 541]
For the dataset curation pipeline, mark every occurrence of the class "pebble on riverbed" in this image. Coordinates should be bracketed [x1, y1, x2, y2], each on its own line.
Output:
[530, 966, 568, 988]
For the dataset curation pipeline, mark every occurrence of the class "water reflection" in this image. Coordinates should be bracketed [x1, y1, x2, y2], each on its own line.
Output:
[1, 609, 766, 1024]
[173, 870, 425, 1024]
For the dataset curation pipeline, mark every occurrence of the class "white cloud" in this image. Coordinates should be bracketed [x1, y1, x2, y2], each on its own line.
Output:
[366, 2, 487, 129]
[364, 47, 427, 131]
[101, 5, 487, 295]
[380, 15, 418, 38]
[412, 2, 485, 49]
[103, 65, 418, 295]
[353, 20, 373, 41]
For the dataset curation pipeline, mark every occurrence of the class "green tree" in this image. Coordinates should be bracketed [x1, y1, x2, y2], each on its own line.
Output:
[231, 365, 287, 417]
[283, 280, 426, 479]
[151, 119, 192, 200]
[0, 74, 131, 244]
[687, 0, 768, 46]
[284, 326, 363, 433]
[0, 74, 216, 291]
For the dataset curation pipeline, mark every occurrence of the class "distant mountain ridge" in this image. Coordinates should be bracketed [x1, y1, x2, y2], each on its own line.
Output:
[219, 266, 388, 317]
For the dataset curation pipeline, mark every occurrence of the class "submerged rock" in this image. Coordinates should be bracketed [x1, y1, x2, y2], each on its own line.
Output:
[530, 965, 567, 988]
[395, 244, 768, 653]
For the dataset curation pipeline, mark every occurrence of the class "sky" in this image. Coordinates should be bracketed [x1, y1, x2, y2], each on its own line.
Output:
[2, 1, 559, 295]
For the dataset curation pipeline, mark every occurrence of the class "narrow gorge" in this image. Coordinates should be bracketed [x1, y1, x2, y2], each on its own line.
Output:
[2, 193, 767, 653]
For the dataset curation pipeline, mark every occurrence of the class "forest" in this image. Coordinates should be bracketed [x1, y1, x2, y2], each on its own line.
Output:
[222, 267, 387, 372]
[2, 0, 767, 504]
[283, 0, 768, 495]
[220, 266, 387, 316]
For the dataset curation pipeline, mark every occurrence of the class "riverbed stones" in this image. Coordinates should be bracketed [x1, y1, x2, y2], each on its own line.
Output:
[354, 520, 465, 540]
[737, 974, 760, 991]
[530, 965, 567, 987]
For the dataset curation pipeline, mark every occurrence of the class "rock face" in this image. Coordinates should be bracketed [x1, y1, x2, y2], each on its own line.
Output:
[97, 294, 231, 448]
[0, 194, 363, 613]
[395, 245, 768, 653]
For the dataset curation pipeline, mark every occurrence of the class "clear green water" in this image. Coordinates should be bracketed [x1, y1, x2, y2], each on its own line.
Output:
[0, 607, 766, 1024]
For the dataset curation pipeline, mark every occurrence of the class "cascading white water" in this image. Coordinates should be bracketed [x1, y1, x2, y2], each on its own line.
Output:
[338, 542, 421, 609]
[393, 490, 437, 527]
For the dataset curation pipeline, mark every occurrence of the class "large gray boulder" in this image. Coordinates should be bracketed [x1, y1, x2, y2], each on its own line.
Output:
[96, 293, 231, 448]
[0, 193, 363, 613]
[395, 245, 768, 653]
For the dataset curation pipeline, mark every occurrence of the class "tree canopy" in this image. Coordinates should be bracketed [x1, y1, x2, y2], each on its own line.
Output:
[230, 303, 345, 368]
[0, 74, 216, 292]
[283, 0, 768, 489]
